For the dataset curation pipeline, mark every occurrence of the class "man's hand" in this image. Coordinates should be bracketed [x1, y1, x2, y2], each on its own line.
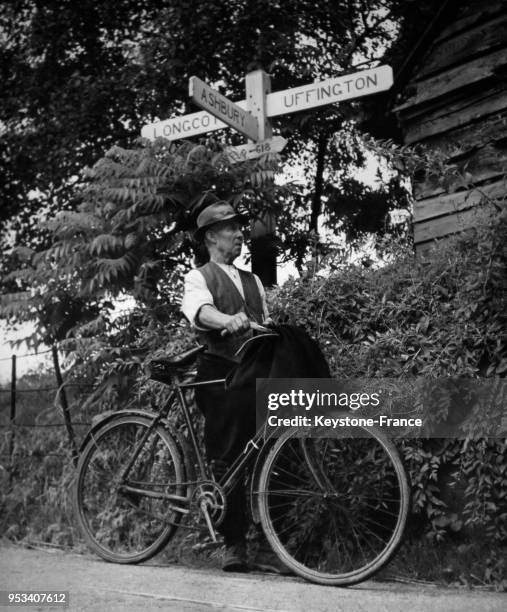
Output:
[222, 312, 251, 336]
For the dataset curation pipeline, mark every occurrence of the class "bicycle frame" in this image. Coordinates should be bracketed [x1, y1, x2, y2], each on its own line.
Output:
[116, 372, 265, 524]
[176, 374, 265, 494]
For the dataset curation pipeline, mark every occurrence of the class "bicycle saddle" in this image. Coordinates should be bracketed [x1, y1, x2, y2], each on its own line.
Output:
[160, 345, 206, 367]
[146, 345, 206, 382]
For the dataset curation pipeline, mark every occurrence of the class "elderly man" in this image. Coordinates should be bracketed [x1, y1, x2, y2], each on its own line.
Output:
[181, 200, 282, 573]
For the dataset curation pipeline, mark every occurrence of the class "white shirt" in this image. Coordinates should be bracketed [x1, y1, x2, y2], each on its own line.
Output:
[181, 262, 269, 328]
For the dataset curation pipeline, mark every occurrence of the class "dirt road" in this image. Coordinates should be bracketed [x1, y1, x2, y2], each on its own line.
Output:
[0, 545, 504, 612]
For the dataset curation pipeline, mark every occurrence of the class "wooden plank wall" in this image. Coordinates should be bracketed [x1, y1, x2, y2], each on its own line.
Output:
[394, 0, 507, 253]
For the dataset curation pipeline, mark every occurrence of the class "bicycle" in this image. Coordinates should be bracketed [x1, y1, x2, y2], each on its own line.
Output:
[73, 328, 410, 586]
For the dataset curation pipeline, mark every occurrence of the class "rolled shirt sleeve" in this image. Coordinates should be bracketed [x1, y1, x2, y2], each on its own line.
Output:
[181, 269, 214, 328]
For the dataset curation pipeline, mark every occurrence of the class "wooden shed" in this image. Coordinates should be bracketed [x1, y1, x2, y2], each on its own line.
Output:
[392, 0, 507, 254]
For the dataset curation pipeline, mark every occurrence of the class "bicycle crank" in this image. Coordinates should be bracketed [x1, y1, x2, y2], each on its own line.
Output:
[190, 481, 227, 540]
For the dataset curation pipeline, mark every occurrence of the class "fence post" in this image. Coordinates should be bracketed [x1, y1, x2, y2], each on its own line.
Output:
[51, 346, 78, 466]
[8, 354, 16, 486]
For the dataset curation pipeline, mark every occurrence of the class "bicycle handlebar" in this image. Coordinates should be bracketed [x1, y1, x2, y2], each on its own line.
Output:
[220, 319, 273, 337]
[249, 321, 272, 333]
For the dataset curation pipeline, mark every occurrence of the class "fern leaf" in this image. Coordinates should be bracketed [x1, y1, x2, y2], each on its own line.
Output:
[89, 234, 124, 256]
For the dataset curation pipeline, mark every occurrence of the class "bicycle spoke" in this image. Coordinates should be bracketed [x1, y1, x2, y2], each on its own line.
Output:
[271, 453, 314, 486]
[359, 500, 401, 518]
[359, 494, 402, 503]
[356, 511, 399, 533]
[330, 517, 355, 571]
[270, 514, 308, 537]
[343, 513, 395, 547]
[343, 511, 376, 566]
[260, 488, 321, 497]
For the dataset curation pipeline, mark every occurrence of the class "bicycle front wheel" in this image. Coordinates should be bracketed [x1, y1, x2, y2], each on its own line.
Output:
[74, 415, 186, 563]
[256, 424, 409, 586]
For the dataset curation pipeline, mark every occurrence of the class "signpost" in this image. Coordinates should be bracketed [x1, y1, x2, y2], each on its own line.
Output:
[225, 136, 287, 164]
[189, 76, 258, 141]
[142, 65, 393, 143]
[141, 64, 394, 285]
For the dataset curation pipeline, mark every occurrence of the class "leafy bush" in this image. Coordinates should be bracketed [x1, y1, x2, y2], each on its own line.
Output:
[270, 211, 506, 380]
[268, 209, 507, 582]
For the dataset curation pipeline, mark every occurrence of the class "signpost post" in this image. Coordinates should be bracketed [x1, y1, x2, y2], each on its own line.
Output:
[244, 69, 277, 285]
[141, 65, 394, 285]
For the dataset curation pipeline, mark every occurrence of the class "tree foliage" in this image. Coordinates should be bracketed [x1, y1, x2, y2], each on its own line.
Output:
[0, 138, 286, 346]
[1, 0, 440, 264]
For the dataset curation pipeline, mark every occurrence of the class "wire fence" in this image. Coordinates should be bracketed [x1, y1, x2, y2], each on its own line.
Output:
[0, 453, 71, 458]
[0, 423, 91, 428]
[0, 384, 94, 393]
[0, 347, 95, 484]
[0, 348, 52, 362]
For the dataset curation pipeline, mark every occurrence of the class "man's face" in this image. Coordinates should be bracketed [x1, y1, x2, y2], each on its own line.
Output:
[206, 220, 244, 262]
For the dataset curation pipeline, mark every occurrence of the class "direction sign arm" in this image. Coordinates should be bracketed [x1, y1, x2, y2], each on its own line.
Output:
[189, 76, 259, 141]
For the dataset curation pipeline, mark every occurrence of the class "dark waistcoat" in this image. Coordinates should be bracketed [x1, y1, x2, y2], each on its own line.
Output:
[196, 261, 264, 361]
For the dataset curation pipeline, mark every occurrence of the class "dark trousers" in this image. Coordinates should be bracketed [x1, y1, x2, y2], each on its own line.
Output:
[194, 352, 256, 545]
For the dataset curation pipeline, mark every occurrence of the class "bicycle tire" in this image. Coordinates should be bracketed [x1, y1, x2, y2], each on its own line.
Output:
[74, 414, 186, 564]
[256, 422, 409, 586]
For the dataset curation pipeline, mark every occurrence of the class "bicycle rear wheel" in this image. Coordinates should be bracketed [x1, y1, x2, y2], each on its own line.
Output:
[256, 423, 409, 585]
[74, 415, 186, 563]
